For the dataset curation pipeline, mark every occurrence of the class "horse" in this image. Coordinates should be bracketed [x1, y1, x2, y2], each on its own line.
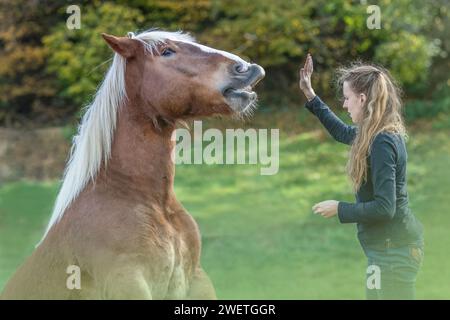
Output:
[1, 29, 265, 299]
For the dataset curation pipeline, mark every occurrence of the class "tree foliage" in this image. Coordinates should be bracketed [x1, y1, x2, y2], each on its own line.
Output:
[0, 1, 61, 125]
[43, 2, 144, 108]
[0, 0, 448, 125]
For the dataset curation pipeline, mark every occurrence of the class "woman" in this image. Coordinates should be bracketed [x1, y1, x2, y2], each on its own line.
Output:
[299, 54, 424, 299]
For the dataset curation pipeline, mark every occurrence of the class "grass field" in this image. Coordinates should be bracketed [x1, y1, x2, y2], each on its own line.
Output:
[1, 125, 449, 299]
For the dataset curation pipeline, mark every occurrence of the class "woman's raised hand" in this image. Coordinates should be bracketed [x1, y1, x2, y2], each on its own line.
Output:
[299, 53, 316, 101]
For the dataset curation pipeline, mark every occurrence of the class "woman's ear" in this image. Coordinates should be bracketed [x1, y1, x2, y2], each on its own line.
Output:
[360, 93, 367, 106]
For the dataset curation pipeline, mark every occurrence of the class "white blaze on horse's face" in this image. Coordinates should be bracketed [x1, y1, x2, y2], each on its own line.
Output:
[185, 41, 266, 113]
[147, 38, 265, 117]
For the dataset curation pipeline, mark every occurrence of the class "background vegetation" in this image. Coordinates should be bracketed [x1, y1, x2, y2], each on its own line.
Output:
[0, 0, 448, 126]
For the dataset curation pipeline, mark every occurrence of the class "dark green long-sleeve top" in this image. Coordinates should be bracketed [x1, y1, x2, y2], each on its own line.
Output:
[305, 95, 423, 248]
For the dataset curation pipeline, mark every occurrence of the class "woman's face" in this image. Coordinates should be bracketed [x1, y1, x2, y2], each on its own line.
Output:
[342, 81, 365, 124]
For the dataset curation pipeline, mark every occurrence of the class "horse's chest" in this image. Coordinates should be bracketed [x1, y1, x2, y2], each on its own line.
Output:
[165, 211, 201, 297]
[142, 208, 200, 298]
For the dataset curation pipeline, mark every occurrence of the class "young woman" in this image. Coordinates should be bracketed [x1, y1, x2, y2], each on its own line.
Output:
[299, 54, 424, 299]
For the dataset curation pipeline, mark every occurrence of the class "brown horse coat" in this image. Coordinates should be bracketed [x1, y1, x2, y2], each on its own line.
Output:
[1, 30, 264, 299]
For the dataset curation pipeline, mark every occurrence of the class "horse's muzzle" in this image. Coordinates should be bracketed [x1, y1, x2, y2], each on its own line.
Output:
[222, 64, 265, 101]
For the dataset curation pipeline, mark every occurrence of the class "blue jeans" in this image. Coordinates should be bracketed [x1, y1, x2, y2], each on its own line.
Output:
[364, 241, 424, 300]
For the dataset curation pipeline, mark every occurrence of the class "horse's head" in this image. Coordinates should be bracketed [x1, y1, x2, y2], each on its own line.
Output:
[102, 30, 265, 123]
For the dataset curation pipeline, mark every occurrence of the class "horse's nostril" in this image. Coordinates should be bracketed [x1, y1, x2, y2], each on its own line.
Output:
[234, 63, 246, 73]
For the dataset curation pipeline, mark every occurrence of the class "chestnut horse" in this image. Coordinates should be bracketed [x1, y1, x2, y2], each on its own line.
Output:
[1, 30, 264, 299]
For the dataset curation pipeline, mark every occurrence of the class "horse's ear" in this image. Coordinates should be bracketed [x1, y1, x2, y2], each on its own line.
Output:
[102, 33, 138, 58]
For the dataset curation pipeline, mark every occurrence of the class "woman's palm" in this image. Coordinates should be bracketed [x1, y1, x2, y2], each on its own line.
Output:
[299, 54, 314, 92]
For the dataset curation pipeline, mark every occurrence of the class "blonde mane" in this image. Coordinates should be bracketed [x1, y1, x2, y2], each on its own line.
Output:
[39, 30, 195, 245]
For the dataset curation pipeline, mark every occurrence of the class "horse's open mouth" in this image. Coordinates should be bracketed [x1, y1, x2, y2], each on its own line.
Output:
[222, 64, 265, 114]
[222, 64, 265, 113]
[222, 86, 257, 114]
[223, 86, 257, 101]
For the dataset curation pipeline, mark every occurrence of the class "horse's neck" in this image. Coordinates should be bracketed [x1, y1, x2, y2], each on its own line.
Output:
[96, 104, 176, 206]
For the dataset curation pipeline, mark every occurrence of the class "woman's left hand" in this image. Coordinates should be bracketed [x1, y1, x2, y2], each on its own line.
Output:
[312, 200, 339, 218]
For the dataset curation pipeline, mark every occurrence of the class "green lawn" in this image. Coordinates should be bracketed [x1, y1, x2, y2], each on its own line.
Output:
[1, 127, 449, 299]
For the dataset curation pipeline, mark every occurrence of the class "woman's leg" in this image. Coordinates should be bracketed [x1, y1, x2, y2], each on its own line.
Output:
[381, 244, 423, 300]
[378, 278, 416, 300]
[365, 252, 383, 300]
[364, 243, 423, 300]
[365, 281, 380, 300]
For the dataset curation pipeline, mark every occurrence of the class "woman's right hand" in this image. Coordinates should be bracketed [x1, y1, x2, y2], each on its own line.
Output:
[299, 53, 316, 101]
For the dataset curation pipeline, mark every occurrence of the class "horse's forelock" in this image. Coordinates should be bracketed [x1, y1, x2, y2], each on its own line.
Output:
[132, 30, 196, 55]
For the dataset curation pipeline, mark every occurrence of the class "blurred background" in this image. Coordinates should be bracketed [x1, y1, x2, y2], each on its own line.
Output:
[0, 0, 449, 298]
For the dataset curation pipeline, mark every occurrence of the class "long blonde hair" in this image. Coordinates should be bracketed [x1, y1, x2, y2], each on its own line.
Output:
[337, 63, 407, 192]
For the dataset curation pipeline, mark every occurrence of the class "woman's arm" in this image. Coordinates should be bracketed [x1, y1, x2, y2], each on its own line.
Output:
[305, 96, 357, 145]
[299, 54, 356, 145]
[337, 133, 398, 223]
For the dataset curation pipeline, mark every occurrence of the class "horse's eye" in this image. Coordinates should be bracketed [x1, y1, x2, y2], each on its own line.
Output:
[162, 48, 175, 57]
